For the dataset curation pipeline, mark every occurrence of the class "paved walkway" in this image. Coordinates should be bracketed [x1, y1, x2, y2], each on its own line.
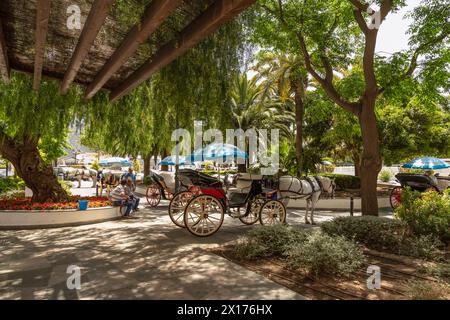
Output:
[0, 182, 387, 300]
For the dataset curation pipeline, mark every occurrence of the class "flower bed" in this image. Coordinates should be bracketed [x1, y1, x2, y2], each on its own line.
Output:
[0, 196, 111, 211]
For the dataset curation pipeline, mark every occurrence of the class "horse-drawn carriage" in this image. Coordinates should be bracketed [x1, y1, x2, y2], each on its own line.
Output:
[172, 173, 285, 237]
[390, 172, 450, 209]
[165, 171, 335, 237]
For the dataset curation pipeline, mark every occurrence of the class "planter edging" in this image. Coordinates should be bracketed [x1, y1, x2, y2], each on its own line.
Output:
[0, 206, 121, 230]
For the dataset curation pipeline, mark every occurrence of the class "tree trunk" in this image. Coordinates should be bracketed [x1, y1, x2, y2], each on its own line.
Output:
[292, 79, 305, 177]
[358, 100, 382, 216]
[0, 137, 68, 203]
[143, 153, 151, 177]
[352, 152, 361, 177]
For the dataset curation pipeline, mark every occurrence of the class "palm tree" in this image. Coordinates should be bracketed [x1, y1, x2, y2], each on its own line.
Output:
[229, 73, 294, 171]
[230, 73, 293, 133]
[255, 52, 310, 177]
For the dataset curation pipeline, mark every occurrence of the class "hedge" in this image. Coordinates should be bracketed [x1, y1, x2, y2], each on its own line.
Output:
[319, 173, 361, 190]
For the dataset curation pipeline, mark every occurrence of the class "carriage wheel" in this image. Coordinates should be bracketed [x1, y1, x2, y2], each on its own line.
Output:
[146, 184, 161, 207]
[168, 191, 193, 228]
[259, 200, 286, 226]
[239, 198, 264, 225]
[184, 195, 224, 237]
[390, 187, 403, 209]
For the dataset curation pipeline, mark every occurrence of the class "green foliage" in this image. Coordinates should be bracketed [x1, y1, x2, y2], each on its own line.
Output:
[285, 232, 366, 277]
[250, 0, 450, 170]
[379, 169, 393, 183]
[143, 175, 154, 186]
[419, 262, 450, 282]
[378, 98, 450, 164]
[320, 173, 361, 190]
[59, 181, 73, 196]
[398, 235, 445, 261]
[0, 177, 25, 194]
[0, 73, 82, 163]
[81, 17, 250, 159]
[90, 160, 100, 172]
[233, 225, 308, 260]
[233, 226, 365, 277]
[322, 216, 407, 251]
[132, 159, 142, 173]
[395, 188, 450, 244]
[322, 216, 445, 261]
[405, 280, 450, 300]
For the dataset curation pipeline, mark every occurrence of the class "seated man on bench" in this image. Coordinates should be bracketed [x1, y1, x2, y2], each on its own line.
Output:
[110, 179, 134, 217]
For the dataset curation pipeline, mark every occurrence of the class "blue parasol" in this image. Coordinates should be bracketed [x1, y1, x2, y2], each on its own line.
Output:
[159, 155, 188, 166]
[188, 143, 248, 162]
[402, 157, 450, 170]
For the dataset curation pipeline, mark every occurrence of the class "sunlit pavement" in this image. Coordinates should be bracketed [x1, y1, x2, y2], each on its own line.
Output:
[0, 181, 391, 300]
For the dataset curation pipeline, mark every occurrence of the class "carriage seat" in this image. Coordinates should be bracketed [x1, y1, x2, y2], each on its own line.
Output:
[227, 173, 263, 194]
[436, 176, 450, 192]
[395, 173, 439, 191]
[157, 172, 176, 190]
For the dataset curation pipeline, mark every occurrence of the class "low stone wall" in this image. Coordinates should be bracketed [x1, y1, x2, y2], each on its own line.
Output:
[0, 206, 122, 230]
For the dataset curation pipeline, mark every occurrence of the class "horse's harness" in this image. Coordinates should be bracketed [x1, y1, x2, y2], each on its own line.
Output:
[260, 176, 324, 201]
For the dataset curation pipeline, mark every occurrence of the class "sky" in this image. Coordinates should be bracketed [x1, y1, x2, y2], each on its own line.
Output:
[375, 0, 422, 54]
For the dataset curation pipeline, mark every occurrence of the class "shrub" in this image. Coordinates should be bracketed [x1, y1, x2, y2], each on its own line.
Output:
[398, 235, 445, 261]
[0, 177, 25, 194]
[405, 280, 450, 300]
[90, 160, 100, 171]
[321, 216, 407, 251]
[319, 173, 360, 190]
[0, 190, 25, 200]
[285, 232, 366, 277]
[395, 188, 450, 244]
[322, 216, 446, 261]
[378, 169, 393, 182]
[419, 262, 450, 282]
[233, 225, 308, 260]
[59, 180, 73, 196]
[143, 175, 154, 186]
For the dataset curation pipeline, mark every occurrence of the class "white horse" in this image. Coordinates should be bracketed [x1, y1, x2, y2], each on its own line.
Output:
[61, 167, 97, 188]
[278, 176, 335, 225]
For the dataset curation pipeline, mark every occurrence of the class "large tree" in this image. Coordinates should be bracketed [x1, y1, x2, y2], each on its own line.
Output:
[253, 0, 449, 215]
[0, 74, 83, 202]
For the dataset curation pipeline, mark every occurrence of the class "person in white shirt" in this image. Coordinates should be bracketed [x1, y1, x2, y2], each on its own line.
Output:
[110, 180, 133, 217]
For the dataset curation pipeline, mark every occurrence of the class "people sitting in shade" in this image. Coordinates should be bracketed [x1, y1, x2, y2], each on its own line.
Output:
[125, 179, 140, 213]
[110, 179, 137, 217]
